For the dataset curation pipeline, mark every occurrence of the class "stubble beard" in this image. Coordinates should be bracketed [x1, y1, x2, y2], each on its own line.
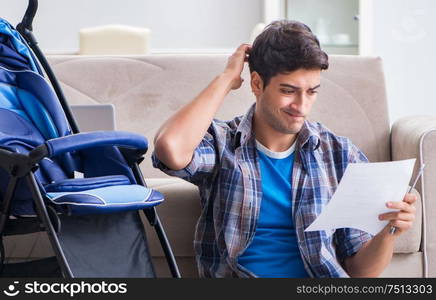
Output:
[260, 102, 305, 135]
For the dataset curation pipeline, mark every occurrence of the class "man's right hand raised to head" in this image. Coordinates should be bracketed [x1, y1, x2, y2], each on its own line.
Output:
[153, 44, 251, 171]
[224, 43, 251, 90]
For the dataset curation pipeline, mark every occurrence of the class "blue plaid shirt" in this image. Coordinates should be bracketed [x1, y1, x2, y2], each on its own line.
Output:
[152, 103, 373, 278]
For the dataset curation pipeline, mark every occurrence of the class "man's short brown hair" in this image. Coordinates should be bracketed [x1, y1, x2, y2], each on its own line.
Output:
[248, 20, 329, 87]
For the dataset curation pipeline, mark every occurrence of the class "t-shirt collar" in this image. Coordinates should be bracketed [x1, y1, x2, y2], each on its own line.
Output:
[255, 139, 296, 159]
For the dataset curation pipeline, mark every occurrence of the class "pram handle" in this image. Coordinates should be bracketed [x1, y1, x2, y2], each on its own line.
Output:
[31, 131, 149, 159]
[18, 0, 38, 31]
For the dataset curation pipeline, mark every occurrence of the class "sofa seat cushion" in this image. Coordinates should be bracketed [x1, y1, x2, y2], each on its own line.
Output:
[145, 177, 201, 258]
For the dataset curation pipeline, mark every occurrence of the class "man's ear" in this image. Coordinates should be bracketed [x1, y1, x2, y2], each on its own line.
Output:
[250, 71, 264, 96]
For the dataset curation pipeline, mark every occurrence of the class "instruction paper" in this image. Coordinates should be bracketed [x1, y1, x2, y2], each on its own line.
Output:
[305, 159, 416, 235]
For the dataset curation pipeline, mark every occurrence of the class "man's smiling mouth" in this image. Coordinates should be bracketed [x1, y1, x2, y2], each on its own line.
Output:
[283, 110, 304, 119]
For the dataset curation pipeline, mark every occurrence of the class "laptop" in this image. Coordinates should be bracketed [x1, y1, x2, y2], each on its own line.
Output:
[70, 104, 116, 132]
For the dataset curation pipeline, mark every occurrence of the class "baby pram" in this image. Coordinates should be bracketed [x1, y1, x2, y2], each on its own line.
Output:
[0, 0, 180, 278]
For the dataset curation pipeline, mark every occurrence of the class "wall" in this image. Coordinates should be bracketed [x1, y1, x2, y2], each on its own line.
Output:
[3, 0, 435, 124]
[287, 0, 359, 45]
[0, 0, 262, 53]
[372, 0, 436, 124]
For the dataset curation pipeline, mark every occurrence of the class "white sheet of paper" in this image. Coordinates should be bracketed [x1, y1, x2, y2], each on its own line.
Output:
[305, 159, 416, 236]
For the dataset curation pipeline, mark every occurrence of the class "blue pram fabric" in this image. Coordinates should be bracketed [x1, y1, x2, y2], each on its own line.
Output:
[0, 19, 40, 72]
[0, 17, 166, 277]
[0, 17, 164, 216]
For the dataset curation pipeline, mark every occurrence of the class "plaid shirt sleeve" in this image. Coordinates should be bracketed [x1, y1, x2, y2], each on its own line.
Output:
[334, 141, 375, 262]
[151, 125, 218, 185]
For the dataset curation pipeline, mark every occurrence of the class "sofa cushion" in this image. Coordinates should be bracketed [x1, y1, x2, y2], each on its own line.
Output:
[145, 178, 200, 257]
[144, 177, 200, 277]
[380, 252, 424, 277]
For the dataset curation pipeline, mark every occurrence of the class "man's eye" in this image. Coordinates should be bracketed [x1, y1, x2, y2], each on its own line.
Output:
[281, 89, 295, 94]
[308, 90, 318, 95]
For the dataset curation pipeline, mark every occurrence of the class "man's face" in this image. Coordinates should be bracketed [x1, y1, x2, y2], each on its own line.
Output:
[253, 68, 321, 135]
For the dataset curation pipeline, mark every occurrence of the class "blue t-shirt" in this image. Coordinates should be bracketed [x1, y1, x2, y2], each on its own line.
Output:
[238, 140, 309, 278]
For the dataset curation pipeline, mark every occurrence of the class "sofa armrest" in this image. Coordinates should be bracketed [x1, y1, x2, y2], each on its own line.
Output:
[391, 115, 436, 277]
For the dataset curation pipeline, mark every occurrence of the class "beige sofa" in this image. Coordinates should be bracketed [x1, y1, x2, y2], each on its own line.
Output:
[5, 54, 434, 277]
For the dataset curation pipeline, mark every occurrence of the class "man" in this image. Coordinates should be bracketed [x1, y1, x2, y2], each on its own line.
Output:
[152, 20, 416, 278]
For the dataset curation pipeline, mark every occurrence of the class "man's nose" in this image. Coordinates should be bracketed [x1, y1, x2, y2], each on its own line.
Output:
[290, 94, 306, 114]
